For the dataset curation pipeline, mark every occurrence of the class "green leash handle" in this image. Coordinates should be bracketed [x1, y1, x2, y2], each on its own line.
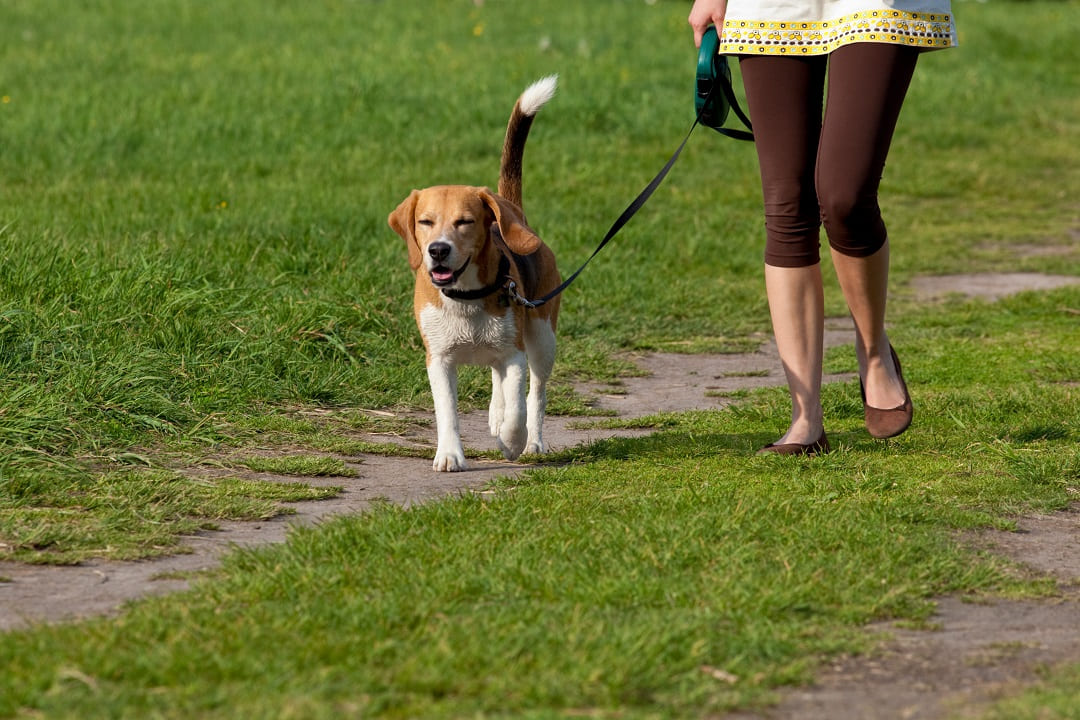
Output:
[695, 26, 754, 141]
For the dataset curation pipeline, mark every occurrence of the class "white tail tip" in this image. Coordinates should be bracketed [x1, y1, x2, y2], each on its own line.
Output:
[518, 74, 558, 116]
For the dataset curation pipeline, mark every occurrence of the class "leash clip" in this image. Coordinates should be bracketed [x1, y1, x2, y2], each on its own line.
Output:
[506, 280, 541, 309]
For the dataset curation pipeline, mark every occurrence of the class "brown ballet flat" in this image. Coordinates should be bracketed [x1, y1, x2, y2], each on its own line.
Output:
[757, 431, 831, 457]
[861, 345, 913, 440]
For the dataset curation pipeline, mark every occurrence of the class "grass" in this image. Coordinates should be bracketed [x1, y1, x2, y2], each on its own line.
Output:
[236, 454, 356, 478]
[983, 663, 1080, 720]
[0, 0, 1078, 717]
[0, 469, 339, 565]
[0, 287, 1077, 717]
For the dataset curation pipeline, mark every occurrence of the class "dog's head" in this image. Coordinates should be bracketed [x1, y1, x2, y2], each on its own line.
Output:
[388, 186, 541, 290]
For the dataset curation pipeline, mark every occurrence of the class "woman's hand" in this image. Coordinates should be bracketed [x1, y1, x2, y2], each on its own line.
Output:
[688, 0, 728, 48]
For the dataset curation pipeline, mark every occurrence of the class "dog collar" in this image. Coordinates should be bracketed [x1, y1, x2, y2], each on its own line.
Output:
[440, 254, 511, 302]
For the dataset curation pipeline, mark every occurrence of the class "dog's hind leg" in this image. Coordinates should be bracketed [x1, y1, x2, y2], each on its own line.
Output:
[493, 352, 529, 460]
[524, 318, 557, 455]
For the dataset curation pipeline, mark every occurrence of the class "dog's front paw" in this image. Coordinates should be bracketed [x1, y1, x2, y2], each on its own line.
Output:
[497, 429, 527, 461]
[524, 440, 548, 456]
[433, 449, 467, 472]
[497, 440, 523, 461]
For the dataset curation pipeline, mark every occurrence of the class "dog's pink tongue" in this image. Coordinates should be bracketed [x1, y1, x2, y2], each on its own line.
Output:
[432, 270, 454, 283]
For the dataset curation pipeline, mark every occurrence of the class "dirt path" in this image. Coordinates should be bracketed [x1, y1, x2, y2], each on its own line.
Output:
[2, 272, 1079, 719]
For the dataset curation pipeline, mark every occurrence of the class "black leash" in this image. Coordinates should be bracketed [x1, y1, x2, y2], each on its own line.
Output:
[504, 68, 753, 310]
[711, 69, 754, 143]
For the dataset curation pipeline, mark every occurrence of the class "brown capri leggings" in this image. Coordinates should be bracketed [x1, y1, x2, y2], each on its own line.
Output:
[738, 43, 919, 268]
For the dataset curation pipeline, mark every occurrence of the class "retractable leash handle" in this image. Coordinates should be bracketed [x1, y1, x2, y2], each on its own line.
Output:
[695, 25, 754, 141]
[505, 26, 752, 309]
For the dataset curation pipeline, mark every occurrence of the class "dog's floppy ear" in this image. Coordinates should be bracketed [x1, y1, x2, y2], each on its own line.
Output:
[477, 188, 541, 256]
[387, 190, 424, 270]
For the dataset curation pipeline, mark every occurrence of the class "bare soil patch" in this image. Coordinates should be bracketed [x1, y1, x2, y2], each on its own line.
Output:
[2, 271, 1078, 719]
[910, 272, 1080, 302]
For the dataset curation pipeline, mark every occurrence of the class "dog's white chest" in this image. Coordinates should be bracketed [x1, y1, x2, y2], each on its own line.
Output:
[419, 302, 517, 364]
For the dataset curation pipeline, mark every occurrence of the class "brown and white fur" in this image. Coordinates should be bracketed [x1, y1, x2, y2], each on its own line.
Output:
[388, 76, 561, 472]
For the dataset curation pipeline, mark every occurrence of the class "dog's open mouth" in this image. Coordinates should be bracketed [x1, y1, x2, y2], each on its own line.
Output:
[430, 258, 470, 288]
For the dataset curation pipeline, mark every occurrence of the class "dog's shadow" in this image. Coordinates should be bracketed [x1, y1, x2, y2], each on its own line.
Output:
[518, 428, 753, 467]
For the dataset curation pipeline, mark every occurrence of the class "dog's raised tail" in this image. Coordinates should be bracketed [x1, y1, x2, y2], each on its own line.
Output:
[499, 74, 557, 211]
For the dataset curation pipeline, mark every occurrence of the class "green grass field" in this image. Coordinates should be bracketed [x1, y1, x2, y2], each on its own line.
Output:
[1, 0, 1079, 717]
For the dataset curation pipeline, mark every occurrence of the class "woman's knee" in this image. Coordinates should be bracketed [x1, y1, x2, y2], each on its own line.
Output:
[763, 181, 822, 267]
[817, 183, 887, 258]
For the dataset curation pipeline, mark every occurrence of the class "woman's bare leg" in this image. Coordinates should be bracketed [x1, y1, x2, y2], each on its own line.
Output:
[830, 242, 906, 409]
[764, 263, 825, 445]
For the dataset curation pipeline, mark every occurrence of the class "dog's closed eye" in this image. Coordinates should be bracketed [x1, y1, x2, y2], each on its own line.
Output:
[454, 218, 475, 228]
[418, 218, 435, 227]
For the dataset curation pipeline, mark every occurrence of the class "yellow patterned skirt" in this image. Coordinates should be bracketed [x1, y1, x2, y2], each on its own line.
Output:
[718, 1, 957, 56]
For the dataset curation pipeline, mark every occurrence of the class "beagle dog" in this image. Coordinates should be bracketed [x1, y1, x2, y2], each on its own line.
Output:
[388, 76, 561, 472]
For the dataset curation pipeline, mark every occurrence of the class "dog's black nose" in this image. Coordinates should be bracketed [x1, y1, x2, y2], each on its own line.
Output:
[428, 242, 452, 263]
